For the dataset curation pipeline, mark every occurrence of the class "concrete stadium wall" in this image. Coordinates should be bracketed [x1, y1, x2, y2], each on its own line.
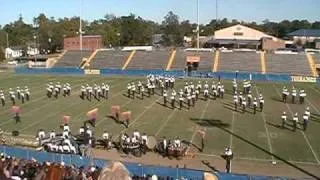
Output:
[15, 67, 320, 84]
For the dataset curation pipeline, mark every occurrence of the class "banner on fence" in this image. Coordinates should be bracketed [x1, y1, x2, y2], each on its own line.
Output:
[291, 76, 317, 83]
[84, 69, 100, 75]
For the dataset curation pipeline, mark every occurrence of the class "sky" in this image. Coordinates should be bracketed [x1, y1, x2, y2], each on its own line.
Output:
[0, 0, 319, 26]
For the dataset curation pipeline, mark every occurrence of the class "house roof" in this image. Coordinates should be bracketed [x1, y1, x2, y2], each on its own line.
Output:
[287, 29, 320, 37]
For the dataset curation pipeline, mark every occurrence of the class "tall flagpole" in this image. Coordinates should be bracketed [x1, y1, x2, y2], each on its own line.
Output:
[197, 0, 200, 53]
[79, 0, 83, 51]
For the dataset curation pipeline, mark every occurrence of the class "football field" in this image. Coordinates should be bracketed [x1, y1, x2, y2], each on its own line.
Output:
[0, 73, 320, 171]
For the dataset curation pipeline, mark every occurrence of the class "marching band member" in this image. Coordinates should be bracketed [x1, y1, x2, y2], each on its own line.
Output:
[233, 92, 238, 111]
[191, 91, 196, 106]
[204, 88, 209, 101]
[49, 130, 56, 139]
[170, 76, 175, 88]
[66, 83, 71, 96]
[62, 84, 68, 97]
[141, 85, 145, 100]
[179, 94, 184, 109]
[103, 131, 109, 140]
[253, 97, 258, 114]
[247, 91, 252, 107]
[184, 82, 188, 94]
[79, 126, 85, 134]
[305, 107, 311, 118]
[81, 85, 86, 99]
[127, 83, 131, 98]
[299, 89, 306, 104]
[38, 129, 45, 140]
[174, 137, 181, 148]
[204, 81, 209, 90]
[170, 92, 175, 108]
[16, 87, 21, 99]
[47, 85, 53, 98]
[137, 81, 142, 94]
[232, 80, 237, 94]
[220, 85, 225, 98]
[162, 136, 167, 155]
[293, 113, 299, 131]
[54, 85, 59, 99]
[217, 82, 221, 96]
[105, 84, 110, 99]
[212, 87, 218, 99]
[133, 130, 140, 140]
[196, 81, 202, 92]
[281, 112, 287, 128]
[0, 90, 5, 106]
[131, 82, 136, 99]
[163, 90, 168, 106]
[239, 92, 243, 105]
[242, 97, 247, 112]
[259, 93, 264, 111]
[9, 88, 15, 105]
[303, 113, 309, 131]
[151, 83, 155, 95]
[56, 82, 61, 93]
[147, 83, 152, 97]
[25, 86, 30, 101]
[187, 93, 192, 109]
[282, 86, 289, 103]
[195, 89, 200, 100]
[63, 124, 70, 132]
[291, 87, 297, 104]
[20, 90, 25, 104]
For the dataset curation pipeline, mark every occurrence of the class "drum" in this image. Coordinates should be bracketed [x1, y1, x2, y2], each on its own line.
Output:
[132, 147, 142, 157]
[167, 146, 175, 160]
[146, 136, 157, 150]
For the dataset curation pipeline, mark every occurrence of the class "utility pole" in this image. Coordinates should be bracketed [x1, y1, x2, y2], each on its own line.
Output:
[6, 32, 9, 48]
[79, 0, 83, 51]
[197, 0, 200, 53]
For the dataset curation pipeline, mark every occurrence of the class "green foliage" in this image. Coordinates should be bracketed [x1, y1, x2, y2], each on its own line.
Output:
[1, 13, 319, 49]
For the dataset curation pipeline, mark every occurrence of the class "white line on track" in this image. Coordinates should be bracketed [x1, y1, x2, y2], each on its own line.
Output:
[254, 86, 275, 162]
[272, 84, 320, 164]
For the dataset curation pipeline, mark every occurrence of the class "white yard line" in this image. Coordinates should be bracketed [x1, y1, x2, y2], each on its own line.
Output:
[20, 79, 126, 132]
[155, 109, 177, 136]
[116, 96, 163, 138]
[254, 86, 275, 162]
[185, 99, 210, 154]
[272, 84, 320, 164]
[229, 112, 235, 148]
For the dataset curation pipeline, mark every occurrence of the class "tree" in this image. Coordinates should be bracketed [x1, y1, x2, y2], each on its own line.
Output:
[161, 11, 183, 46]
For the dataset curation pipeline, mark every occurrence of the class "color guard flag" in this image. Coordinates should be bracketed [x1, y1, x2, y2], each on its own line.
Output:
[63, 115, 70, 124]
[11, 106, 21, 114]
[87, 108, 98, 120]
[197, 130, 206, 139]
[111, 106, 120, 117]
[121, 111, 132, 121]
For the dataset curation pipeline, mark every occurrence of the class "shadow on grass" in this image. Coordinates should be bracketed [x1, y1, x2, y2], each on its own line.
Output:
[202, 160, 219, 172]
[190, 117, 320, 179]
[156, 101, 174, 110]
[266, 121, 293, 131]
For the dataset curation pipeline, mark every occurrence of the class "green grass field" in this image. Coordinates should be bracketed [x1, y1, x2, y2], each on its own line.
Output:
[1, 73, 320, 167]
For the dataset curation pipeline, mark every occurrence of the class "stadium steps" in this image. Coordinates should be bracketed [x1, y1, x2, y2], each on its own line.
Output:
[218, 52, 261, 73]
[196, 52, 214, 71]
[306, 53, 318, 77]
[212, 50, 220, 72]
[170, 50, 187, 70]
[260, 51, 266, 74]
[126, 50, 170, 70]
[265, 53, 312, 75]
[166, 50, 177, 71]
[90, 50, 131, 69]
[48, 50, 68, 67]
[122, 51, 136, 70]
[82, 49, 100, 69]
[54, 50, 91, 67]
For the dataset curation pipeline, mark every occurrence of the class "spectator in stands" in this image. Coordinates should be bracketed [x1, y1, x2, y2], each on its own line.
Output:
[98, 161, 131, 180]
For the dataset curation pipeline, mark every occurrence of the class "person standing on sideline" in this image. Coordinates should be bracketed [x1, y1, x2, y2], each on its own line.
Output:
[281, 112, 287, 129]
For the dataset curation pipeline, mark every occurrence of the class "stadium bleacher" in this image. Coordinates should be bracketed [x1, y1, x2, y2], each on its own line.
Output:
[218, 52, 261, 73]
[90, 50, 131, 69]
[169, 50, 186, 70]
[313, 53, 320, 65]
[126, 50, 169, 70]
[170, 51, 214, 71]
[54, 50, 91, 67]
[266, 53, 312, 75]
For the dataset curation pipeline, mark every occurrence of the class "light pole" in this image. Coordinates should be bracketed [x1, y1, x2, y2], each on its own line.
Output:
[33, 35, 37, 62]
[117, 33, 121, 48]
[197, 0, 200, 52]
